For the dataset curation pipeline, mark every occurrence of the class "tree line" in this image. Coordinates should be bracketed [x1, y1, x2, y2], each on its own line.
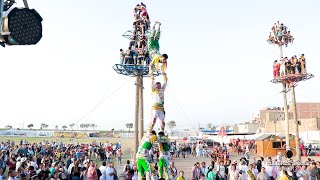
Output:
[3, 120, 178, 131]
[3, 123, 97, 131]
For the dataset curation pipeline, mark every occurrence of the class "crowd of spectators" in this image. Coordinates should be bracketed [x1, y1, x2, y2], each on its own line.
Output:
[0, 139, 122, 179]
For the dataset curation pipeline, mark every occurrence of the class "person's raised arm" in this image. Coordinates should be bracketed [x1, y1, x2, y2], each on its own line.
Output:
[162, 74, 168, 90]
[151, 75, 156, 91]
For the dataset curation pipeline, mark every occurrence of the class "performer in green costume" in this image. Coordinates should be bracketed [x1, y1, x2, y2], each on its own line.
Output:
[136, 130, 157, 180]
[148, 21, 161, 56]
[148, 21, 168, 75]
[157, 131, 171, 179]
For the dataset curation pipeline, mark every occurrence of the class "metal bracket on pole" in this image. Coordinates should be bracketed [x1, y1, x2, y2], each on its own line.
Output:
[134, 76, 144, 88]
[280, 88, 291, 93]
[22, 0, 28, 8]
[290, 83, 298, 88]
[279, 83, 298, 93]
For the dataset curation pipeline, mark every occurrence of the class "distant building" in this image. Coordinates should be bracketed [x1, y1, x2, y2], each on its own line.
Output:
[295, 103, 320, 119]
[258, 103, 320, 134]
[235, 123, 260, 134]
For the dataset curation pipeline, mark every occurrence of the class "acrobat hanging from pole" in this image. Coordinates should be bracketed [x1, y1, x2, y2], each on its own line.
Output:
[148, 21, 168, 75]
[148, 74, 168, 133]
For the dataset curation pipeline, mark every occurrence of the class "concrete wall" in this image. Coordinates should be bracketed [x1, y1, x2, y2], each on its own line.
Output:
[293, 103, 320, 119]
[262, 117, 320, 134]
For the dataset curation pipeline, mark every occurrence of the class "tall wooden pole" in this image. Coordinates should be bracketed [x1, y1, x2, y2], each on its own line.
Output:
[280, 46, 290, 150]
[291, 86, 301, 161]
[134, 76, 140, 161]
[138, 76, 144, 143]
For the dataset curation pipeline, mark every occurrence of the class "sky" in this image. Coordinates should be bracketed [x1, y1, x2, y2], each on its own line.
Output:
[0, 0, 320, 131]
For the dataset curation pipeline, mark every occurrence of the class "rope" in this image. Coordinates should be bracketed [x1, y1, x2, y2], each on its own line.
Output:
[75, 78, 132, 124]
[166, 85, 192, 124]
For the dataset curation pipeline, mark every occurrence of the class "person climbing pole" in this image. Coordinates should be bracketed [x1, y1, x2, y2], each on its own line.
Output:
[148, 74, 168, 133]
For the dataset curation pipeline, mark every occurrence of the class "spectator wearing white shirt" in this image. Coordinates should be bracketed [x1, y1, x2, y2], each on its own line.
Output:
[265, 161, 277, 180]
[67, 158, 75, 174]
[83, 156, 90, 166]
[15, 157, 21, 172]
[106, 151, 112, 163]
[99, 162, 107, 180]
[228, 164, 239, 180]
[30, 157, 38, 170]
[238, 160, 248, 180]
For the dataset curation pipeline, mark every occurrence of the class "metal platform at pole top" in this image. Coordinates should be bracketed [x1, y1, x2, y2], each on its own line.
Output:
[112, 64, 160, 77]
[270, 73, 314, 84]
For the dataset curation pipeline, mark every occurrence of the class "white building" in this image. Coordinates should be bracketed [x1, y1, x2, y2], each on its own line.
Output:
[236, 123, 260, 133]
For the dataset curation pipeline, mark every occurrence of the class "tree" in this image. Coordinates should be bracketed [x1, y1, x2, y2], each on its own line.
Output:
[69, 123, 75, 131]
[55, 125, 59, 130]
[62, 125, 67, 130]
[125, 123, 133, 132]
[5, 125, 12, 129]
[40, 123, 48, 130]
[80, 123, 90, 130]
[90, 124, 97, 130]
[207, 123, 212, 130]
[167, 121, 176, 131]
[27, 124, 33, 129]
[85, 123, 90, 130]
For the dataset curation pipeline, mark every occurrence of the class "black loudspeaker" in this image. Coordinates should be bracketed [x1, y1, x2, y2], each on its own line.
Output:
[285, 150, 293, 159]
